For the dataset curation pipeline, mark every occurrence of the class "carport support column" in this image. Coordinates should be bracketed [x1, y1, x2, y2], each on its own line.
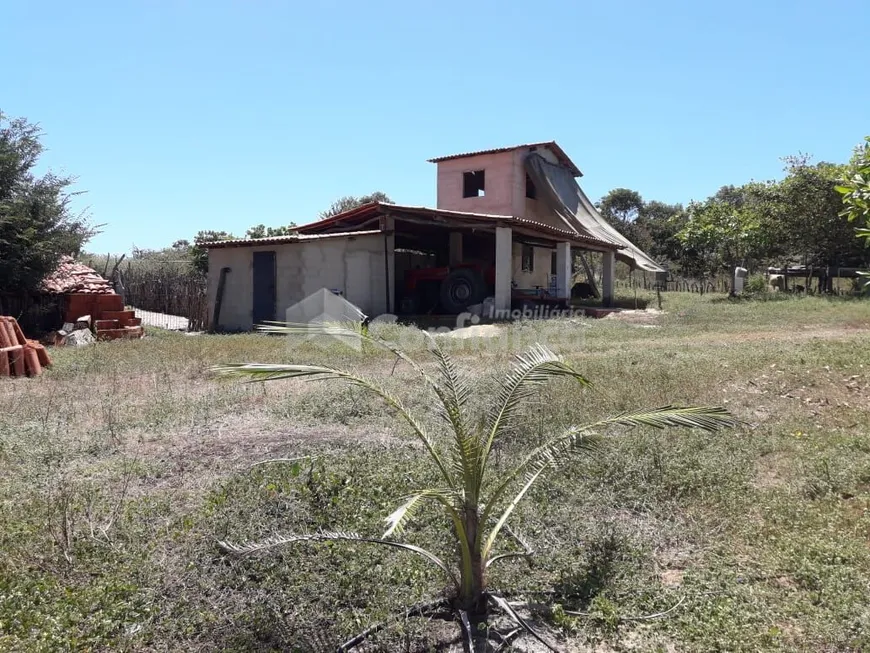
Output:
[495, 227, 512, 315]
[556, 242, 571, 299]
[449, 232, 463, 266]
[602, 250, 615, 307]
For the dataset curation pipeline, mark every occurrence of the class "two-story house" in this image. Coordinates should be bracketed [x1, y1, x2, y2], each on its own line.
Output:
[203, 142, 661, 331]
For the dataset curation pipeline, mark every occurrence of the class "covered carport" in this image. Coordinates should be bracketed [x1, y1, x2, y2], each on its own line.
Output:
[298, 202, 622, 316]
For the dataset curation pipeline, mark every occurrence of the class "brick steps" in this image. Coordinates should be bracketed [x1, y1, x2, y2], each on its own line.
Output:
[64, 293, 144, 342]
[96, 326, 144, 341]
[0, 316, 52, 377]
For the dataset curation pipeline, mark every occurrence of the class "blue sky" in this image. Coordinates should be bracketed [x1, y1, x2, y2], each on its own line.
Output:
[4, 0, 869, 254]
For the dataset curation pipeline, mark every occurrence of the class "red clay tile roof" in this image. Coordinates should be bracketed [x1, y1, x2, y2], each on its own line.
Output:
[427, 141, 583, 177]
[41, 256, 115, 294]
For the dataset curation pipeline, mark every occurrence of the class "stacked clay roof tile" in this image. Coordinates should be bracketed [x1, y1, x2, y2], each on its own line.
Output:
[40, 256, 115, 295]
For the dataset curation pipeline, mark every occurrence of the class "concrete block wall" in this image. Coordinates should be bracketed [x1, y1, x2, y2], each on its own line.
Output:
[207, 233, 394, 331]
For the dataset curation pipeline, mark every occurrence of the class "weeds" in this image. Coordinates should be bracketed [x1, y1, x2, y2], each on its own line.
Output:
[0, 292, 868, 650]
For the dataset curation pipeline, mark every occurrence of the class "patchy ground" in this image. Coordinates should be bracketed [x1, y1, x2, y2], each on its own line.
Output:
[1, 292, 869, 651]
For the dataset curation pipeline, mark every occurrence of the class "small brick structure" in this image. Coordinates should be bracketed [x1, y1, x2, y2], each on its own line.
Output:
[42, 257, 144, 341]
[63, 294, 144, 341]
[0, 316, 51, 377]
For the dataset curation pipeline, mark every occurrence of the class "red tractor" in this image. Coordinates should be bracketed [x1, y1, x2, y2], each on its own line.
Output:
[401, 263, 494, 314]
[400, 263, 568, 315]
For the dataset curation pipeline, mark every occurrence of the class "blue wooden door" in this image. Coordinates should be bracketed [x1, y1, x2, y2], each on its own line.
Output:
[252, 251, 276, 325]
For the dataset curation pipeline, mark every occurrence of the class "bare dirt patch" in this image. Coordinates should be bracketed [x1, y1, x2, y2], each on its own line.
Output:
[602, 308, 664, 326]
[753, 451, 794, 490]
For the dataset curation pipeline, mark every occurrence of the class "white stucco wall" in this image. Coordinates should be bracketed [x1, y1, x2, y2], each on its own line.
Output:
[511, 243, 554, 290]
[207, 233, 394, 331]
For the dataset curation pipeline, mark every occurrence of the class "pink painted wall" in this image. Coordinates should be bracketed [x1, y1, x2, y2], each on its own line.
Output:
[435, 150, 517, 216]
[435, 145, 568, 229]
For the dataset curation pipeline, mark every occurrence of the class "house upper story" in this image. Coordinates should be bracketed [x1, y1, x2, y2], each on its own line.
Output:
[428, 141, 582, 229]
[426, 141, 662, 273]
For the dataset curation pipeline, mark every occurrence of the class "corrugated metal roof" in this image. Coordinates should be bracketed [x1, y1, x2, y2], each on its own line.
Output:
[427, 141, 582, 177]
[200, 229, 383, 249]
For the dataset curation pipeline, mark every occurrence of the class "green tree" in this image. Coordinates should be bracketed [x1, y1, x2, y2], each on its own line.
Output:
[837, 137, 870, 239]
[319, 191, 392, 219]
[597, 188, 652, 251]
[0, 112, 94, 293]
[190, 230, 236, 274]
[677, 197, 765, 281]
[836, 136, 870, 287]
[214, 326, 735, 649]
[637, 200, 686, 264]
[776, 156, 864, 272]
[245, 223, 297, 239]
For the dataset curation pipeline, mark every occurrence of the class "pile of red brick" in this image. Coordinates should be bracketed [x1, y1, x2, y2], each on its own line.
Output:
[65, 293, 144, 341]
[0, 316, 51, 377]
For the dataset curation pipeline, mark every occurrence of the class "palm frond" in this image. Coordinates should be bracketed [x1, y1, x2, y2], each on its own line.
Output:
[479, 426, 602, 554]
[482, 466, 546, 561]
[458, 610, 475, 653]
[422, 333, 478, 491]
[218, 530, 458, 588]
[211, 362, 345, 383]
[383, 488, 458, 538]
[595, 405, 741, 432]
[482, 344, 590, 467]
[486, 526, 534, 569]
[258, 322, 448, 399]
[211, 362, 455, 489]
[488, 594, 561, 652]
[480, 405, 737, 556]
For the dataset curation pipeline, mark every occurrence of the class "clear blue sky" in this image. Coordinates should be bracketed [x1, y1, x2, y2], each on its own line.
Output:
[4, 0, 869, 254]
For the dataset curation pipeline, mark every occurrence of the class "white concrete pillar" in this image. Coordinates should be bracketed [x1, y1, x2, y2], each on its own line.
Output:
[495, 227, 512, 314]
[602, 250, 615, 307]
[449, 231, 463, 266]
[556, 242, 571, 299]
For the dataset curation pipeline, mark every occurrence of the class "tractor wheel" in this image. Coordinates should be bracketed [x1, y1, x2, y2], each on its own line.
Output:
[439, 269, 485, 313]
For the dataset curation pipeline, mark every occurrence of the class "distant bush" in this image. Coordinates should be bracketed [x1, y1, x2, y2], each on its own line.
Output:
[744, 274, 769, 294]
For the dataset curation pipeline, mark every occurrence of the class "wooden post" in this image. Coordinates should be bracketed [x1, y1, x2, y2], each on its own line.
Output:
[211, 267, 230, 332]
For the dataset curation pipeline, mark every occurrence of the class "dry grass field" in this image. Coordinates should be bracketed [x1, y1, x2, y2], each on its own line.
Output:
[1, 292, 869, 651]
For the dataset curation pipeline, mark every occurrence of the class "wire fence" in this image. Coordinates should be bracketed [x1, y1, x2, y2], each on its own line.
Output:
[615, 274, 732, 294]
[120, 262, 208, 331]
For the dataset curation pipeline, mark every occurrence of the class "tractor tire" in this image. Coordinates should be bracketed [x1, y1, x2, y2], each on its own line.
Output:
[439, 268, 485, 314]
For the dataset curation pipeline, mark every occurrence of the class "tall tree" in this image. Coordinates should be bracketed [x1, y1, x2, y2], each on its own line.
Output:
[677, 197, 765, 279]
[0, 112, 94, 293]
[837, 137, 870, 242]
[596, 188, 652, 251]
[836, 136, 870, 287]
[319, 191, 393, 219]
[637, 200, 686, 263]
[777, 157, 864, 269]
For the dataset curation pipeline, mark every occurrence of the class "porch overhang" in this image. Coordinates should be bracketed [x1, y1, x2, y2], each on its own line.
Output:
[297, 202, 622, 253]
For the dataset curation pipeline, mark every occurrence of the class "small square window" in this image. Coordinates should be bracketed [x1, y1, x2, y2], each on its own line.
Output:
[463, 170, 485, 198]
[522, 245, 534, 272]
[525, 174, 537, 200]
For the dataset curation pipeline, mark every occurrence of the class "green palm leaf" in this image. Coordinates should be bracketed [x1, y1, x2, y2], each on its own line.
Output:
[383, 488, 458, 537]
[218, 530, 458, 588]
[482, 344, 591, 470]
[211, 362, 455, 489]
[480, 405, 738, 557]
